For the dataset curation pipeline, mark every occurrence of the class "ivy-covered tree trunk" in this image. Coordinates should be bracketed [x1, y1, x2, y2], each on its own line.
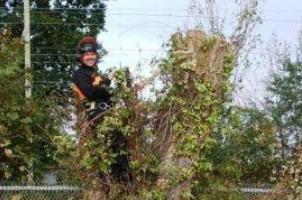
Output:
[152, 30, 235, 199]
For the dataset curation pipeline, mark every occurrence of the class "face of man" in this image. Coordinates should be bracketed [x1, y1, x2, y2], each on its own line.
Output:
[81, 52, 98, 67]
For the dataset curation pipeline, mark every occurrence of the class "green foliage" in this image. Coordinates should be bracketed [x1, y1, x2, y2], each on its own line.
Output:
[0, 32, 66, 182]
[139, 188, 166, 200]
[216, 108, 276, 180]
[190, 107, 277, 199]
[267, 57, 302, 158]
[261, 145, 302, 200]
[262, 40, 302, 200]
[152, 31, 236, 197]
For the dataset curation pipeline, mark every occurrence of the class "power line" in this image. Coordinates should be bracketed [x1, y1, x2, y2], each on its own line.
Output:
[32, 11, 302, 23]
[0, 7, 105, 11]
[6, 52, 165, 57]
[0, 61, 138, 64]
[0, 61, 77, 64]
[30, 47, 162, 51]
[0, 22, 103, 26]
[1, 11, 302, 23]
[3, 6, 302, 14]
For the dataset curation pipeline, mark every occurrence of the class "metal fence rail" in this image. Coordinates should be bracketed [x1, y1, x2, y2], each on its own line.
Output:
[0, 185, 81, 200]
[0, 183, 282, 200]
[240, 186, 273, 199]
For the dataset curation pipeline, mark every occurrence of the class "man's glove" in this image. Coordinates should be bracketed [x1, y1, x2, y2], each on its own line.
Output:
[92, 75, 102, 86]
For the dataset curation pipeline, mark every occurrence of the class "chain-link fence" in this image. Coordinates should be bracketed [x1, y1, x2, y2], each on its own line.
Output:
[0, 183, 281, 200]
[0, 185, 81, 200]
[240, 184, 274, 199]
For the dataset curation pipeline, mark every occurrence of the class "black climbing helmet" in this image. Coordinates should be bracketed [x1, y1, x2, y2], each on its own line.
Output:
[76, 36, 99, 61]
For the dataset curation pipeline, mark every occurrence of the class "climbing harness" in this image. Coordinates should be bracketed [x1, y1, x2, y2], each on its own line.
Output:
[78, 101, 111, 145]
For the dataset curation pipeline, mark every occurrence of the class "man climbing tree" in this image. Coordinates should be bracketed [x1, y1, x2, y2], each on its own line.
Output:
[72, 35, 112, 144]
[72, 36, 131, 197]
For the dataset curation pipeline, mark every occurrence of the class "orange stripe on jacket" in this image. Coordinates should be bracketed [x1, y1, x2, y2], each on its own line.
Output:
[72, 83, 87, 101]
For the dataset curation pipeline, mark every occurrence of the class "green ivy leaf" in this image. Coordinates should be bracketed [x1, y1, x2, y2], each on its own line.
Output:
[7, 112, 19, 120]
[21, 117, 33, 124]
[197, 83, 207, 93]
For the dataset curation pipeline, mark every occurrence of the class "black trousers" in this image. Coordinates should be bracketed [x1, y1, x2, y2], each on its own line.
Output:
[110, 130, 131, 182]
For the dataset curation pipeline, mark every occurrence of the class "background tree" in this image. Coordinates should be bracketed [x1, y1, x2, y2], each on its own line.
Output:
[258, 34, 302, 200]
[211, 107, 277, 182]
[0, 31, 66, 182]
[266, 55, 302, 159]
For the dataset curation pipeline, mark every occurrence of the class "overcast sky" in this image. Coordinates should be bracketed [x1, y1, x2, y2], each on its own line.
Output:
[98, 0, 302, 105]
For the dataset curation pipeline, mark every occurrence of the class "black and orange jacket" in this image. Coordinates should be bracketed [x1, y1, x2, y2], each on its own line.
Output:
[72, 65, 111, 102]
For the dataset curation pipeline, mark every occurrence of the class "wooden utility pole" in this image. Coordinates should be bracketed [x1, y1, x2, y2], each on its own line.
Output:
[23, 0, 34, 183]
[24, 0, 32, 99]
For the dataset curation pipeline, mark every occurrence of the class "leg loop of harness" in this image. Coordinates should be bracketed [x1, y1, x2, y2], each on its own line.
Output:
[84, 101, 111, 121]
[78, 101, 111, 146]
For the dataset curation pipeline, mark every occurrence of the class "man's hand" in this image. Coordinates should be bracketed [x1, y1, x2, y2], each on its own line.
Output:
[133, 81, 145, 92]
[92, 75, 102, 86]
[108, 69, 116, 81]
